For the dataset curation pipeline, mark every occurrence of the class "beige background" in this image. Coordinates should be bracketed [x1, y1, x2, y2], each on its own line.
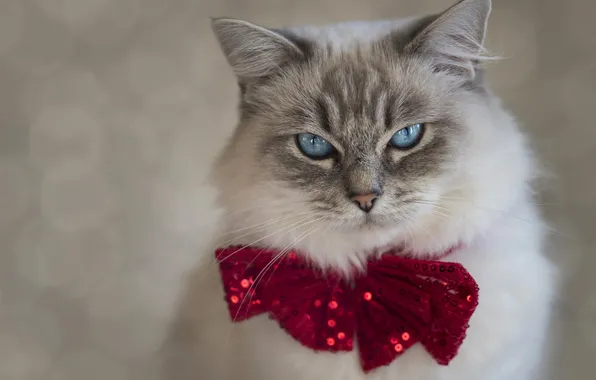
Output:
[0, 0, 594, 379]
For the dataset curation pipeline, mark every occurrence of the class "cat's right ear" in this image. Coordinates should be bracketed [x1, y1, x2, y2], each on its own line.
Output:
[211, 18, 305, 82]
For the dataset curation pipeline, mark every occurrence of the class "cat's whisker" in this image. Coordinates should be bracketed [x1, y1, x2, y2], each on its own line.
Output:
[427, 211, 453, 224]
[414, 189, 560, 208]
[376, 209, 408, 224]
[411, 196, 568, 238]
[219, 217, 325, 351]
[192, 204, 289, 232]
[404, 224, 415, 248]
[220, 214, 321, 249]
[414, 222, 439, 247]
[258, 224, 322, 299]
[214, 199, 313, 221]
[232, 219, 325, 323]
[216, 211, 314, 240]
[439, 199, 565, 237]
[212, 215, 321, 267]
[376, 209, 420, 247]
[249, 232, 309, 299]
[407, 201, 455, 221]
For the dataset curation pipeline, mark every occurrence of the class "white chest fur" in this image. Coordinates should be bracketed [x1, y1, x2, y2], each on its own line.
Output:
[173, 201, 554, 380]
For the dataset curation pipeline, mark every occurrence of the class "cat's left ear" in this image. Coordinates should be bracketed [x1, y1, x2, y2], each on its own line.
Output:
[211, 18, 306, 82]
[405, 0, 492, 79]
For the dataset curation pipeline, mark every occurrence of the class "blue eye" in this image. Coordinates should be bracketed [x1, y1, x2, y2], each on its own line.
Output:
[389, 123, 424, 149]
[296, 133, 334, 159]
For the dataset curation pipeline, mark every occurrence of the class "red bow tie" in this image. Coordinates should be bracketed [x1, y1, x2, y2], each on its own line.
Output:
[215, 246, 479, 373]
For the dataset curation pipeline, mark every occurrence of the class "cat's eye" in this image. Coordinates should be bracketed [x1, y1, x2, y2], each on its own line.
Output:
[296, 133, 335, 159]
[389, 123, 424, 150]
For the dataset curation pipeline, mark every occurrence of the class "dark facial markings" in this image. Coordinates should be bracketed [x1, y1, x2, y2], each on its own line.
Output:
[260, 134, 340, 189]
[315, 97, 333, 133]
[247, 33, 467, 214]
[387, 133, 450, 177]
[320, 63, 385, 130]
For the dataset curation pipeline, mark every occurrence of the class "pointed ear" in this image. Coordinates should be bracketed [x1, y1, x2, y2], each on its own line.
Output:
[405, 0, 492, 79]
[211, 18, 305, 81]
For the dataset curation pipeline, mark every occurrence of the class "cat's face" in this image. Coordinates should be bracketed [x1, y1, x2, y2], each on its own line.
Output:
[211, 0, 532, 267]
[235, 54, 466, 231]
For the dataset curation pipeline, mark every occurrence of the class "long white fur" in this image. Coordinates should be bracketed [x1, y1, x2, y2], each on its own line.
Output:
[175, 2, 556, 379]
[178, 99, 555, 380]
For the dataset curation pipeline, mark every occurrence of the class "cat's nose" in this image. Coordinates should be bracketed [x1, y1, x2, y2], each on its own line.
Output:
[350, 192, 380, 213]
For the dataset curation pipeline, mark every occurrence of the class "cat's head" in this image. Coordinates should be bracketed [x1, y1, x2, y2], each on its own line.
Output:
[210, 0, 534, 269]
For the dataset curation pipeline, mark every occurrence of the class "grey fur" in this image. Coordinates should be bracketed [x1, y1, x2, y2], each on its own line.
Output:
[211, 0, 492, 227]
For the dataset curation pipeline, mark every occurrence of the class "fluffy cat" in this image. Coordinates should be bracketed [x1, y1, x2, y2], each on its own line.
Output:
[166, 0, 555, 379]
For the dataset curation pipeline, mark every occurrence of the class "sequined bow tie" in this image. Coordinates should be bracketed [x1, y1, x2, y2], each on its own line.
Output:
[215, 247, 479, 373]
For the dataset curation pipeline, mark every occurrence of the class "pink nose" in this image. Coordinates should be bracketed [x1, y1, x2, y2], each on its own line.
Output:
[350, 193, 379, 212]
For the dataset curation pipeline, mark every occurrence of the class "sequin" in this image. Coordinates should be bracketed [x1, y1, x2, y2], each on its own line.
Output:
[288, 252, 297, 259]
[240, 279, 250, 288]
[215, 245, 479, 374]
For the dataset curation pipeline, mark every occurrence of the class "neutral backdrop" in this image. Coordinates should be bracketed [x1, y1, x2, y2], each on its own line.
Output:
[0, 0, 594, 379]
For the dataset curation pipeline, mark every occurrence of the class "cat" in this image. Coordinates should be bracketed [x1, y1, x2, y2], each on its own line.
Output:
[164, 0, 555, 379]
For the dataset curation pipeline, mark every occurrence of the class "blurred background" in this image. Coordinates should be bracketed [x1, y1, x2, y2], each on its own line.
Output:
[0, 0, 593, 379]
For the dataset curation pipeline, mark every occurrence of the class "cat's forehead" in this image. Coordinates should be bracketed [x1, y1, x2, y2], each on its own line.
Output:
[275, 18, 448, 117]
[247, 17, 458, 140]
[284, 18, 422, 54]
[263, 55, 446, 137]
[317, 62, 394, 138]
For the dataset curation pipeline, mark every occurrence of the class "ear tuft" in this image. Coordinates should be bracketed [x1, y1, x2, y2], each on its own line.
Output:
[211, 18, 305, 81]
[406, 0, 494, 79]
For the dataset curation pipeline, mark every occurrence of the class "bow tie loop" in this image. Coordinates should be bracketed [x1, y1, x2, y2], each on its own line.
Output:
[218, 248, 356, 351]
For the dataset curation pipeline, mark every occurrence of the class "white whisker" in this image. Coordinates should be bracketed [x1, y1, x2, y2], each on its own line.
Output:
[213, 215, 323, 267]
[217, 211, 313, 240]
[225, 220, 324, 343]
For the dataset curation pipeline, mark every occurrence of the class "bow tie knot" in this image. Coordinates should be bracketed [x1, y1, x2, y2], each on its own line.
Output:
[216, 247, 478, 373]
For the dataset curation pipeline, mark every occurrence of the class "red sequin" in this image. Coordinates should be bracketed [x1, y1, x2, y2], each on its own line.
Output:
[215, 246, 479, 373]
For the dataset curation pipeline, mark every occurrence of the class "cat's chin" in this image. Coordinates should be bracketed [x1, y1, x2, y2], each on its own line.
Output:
[358, 216, 390, 230]
[343, 213, 401, 230]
